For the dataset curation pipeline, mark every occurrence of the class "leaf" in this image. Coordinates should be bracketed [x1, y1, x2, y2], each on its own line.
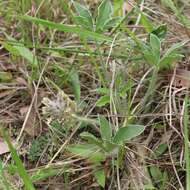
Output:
[154, 143, 168, 157]
[113, 125, 145, 144]
[0, 72, 12, 82]
[142, 45, 157, 65]
[73, 1, 93, 30]
[149, 166, 163, 183]
[21, 15, 112, 42]
[160, 41, 185, 67]
[67, 144, 99, 157]
[14, 45, 38, 66]
[73, 1, 92, 20]
[140, 13, 154, 33]
[113, 0, 124, 15]
[31, 167, 62, 182]
[96, 0, 113, 31]
[68, 144, 105, 163]
[95, 87, 109, 95]
[74, 16, 93, 30]
[99, 116, 112, 141]
[150, 33, 161, 56]
[151, 24, 167, 40]
[68, 69, 81, 103]
[89, 152, 105, 163]
[159, 53, 183, 68]
[80, 132, 103, 148]
[3, 42, 38, 66]
[94, 169, 106, 187]
[1, 129, 35, 190]
[96, 95, 110, 107]
[103, 17, 122, 30]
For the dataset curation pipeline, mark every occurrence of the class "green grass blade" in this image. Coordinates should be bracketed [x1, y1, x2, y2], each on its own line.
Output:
[0, 159, 11, 190]
[183, 93, 190, 190]
[20, 15, 112, 42]
[1, 129, 35, 190]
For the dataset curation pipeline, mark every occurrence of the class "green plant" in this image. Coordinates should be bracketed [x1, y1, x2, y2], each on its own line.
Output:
[1, 128, 35, 190]
[183, 93, 190, 190]
[73, 0, 122, 33]
[27, 134, 49, 162]
[68, 116, 145, 187]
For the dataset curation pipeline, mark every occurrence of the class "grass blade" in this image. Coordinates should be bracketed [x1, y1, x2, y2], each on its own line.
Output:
[20, 15, 112, 42]
[1, 129, 35, 190]
[183, 93, 190, 190]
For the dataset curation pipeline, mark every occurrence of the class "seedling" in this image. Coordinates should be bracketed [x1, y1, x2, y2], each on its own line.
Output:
[68, 116, 145, 187]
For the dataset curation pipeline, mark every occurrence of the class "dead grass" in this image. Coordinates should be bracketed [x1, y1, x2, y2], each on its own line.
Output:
[0, 0, 190, 189]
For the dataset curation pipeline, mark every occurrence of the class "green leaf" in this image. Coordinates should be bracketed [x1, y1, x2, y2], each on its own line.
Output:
[159, 53, 183, 68]
[95, 87, 109, 95]
[80, 132, 103, 148]
[99, 116, 112, 141]
[103, 17, 121, 30]
[154, 143, 168, 157]
[3, 42, 38, 66]
[31, 167, 62, 182]
[14, 45, 38, 66]
[67, 144, 99, 157]
[149, 166, 163, 183]
[151, 24, 167, 40]
[74, 16, 93, 30]
[140, 13, 154, 33]
[73, 1, 92, 20]
[149, 33, 161, 65]
[73, 2, 93, 30]
[21, 15, 112, 42]
[89, 152, 105, 163]
[96, 0, 113, 31]
[142, 45, 157, 65]
[160, 41, 185, 67]
[164, 41, 186, 56]
[96, 95, 110, 107]
[0, 72, 12, 82]
[113, 125, 145, 144]
[94, 169, 105, 187]
[68, 69, 81, 103]
[150, 33, 161, 55]
[1, 129, 35, 190]
[113, 0, 124, 15]
[67, 144, 105, 163]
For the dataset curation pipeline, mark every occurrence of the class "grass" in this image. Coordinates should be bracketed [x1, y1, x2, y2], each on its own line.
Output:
[0, 0, 190, 189]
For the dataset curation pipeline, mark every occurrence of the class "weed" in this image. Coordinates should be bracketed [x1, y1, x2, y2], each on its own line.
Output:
[27, 134, 49, 162]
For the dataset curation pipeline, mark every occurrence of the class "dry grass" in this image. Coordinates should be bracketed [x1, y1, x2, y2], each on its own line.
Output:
[0, 0, 190, 189]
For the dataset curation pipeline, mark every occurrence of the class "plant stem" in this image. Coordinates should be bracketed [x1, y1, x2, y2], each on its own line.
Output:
[183, 93, 190, 190]
[139, 66, 159, 114]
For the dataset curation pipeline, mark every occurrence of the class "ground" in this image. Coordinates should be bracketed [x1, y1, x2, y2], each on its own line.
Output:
[0, 0, 190, 189]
